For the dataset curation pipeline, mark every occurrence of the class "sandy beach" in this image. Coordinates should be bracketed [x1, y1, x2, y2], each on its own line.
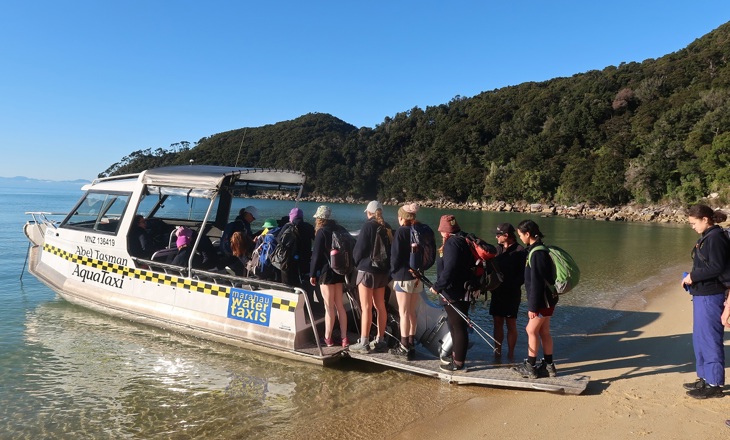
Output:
[389, 274, 730, 439]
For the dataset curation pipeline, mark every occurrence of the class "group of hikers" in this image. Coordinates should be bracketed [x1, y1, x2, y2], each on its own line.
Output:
[128, 200, 567, 377]
[215, 201, 563, 376]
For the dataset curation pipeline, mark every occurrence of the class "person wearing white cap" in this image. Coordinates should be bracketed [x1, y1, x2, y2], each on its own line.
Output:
[349, 200, 393, 354]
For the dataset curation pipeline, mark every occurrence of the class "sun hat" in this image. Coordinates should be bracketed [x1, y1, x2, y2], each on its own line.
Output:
[262, 218, 278, 229]
[437, 215, 461, 234]
[289, 207, 303, 223]
[313, 205, 331, 219]
[401, 203, 419, 214]
[494, 222, 515, 235]
[365, 200, 383, 214]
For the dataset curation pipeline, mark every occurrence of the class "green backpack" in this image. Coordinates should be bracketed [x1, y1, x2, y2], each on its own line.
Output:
[528, 244, 580, 295]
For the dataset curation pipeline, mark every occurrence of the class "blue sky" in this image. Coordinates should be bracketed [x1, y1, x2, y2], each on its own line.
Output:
[2, 1, 729, 181]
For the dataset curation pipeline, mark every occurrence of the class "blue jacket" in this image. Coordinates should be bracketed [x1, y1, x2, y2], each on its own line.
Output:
[433, 233, 473, 302]
[690, 225, 730, 296]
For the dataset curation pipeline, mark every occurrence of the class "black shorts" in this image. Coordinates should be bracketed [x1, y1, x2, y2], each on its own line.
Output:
[489, 288, 521, 318]
[319, 268, 345, 285]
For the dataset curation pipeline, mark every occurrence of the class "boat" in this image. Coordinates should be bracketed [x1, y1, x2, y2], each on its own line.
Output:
[23, 165, 589, 394]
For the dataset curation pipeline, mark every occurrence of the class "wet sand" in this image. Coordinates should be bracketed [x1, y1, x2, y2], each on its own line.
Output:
[388, 274, 729, 439]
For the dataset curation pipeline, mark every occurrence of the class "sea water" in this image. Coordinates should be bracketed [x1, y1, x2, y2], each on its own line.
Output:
[0, 188, 698, 439]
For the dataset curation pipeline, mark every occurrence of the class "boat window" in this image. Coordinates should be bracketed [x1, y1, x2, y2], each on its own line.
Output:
[147, 192, 219, 222]
[61, 191, 131, 234]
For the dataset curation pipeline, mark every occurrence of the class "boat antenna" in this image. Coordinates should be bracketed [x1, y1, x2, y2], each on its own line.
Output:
[234, 127, 247, 167]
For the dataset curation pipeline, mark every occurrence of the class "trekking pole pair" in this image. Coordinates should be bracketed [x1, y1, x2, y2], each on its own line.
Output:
[412, 269, 499, 352]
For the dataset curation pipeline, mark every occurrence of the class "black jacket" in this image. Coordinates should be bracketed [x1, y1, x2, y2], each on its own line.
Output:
[390, 225, 416, 282]
[492, 241, 527, 295]
[524, 240, 557, 312]
[353, 218, 392, 274]
[690, 225, 730, 296]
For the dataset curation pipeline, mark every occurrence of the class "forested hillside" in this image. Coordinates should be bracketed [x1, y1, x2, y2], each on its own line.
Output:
[102, 22, 730, 207]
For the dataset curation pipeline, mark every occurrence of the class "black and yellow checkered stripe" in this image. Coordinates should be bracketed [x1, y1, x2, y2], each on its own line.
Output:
[272, 297, 296, 312]
[44, 243, 231, 298]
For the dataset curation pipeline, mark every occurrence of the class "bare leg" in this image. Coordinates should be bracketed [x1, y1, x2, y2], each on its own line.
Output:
[331, 283, 348, 338]
[493, 316, 505, 356]
[358, 283, 374, 340]
[373, 286, 387, 339]
[506, 316, 518, 360]
[321, 283, 336, 339]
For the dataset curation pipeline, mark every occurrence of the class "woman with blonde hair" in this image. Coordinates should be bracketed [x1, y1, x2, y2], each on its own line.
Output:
[309, 205, 349, 347]
[350, 201, 393, 353]
[389, 203, 423, 359]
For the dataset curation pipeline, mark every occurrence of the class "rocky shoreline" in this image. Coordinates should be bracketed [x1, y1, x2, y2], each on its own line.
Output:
[255, 193, 729, 225]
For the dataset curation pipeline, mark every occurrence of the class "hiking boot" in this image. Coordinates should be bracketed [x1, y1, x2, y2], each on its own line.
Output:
[407, 347, 416, 361]
[537, 359, 558, 378]
[349, 337, 370, 353]
[439, 353, 453, 365]
[341, 337, 349, 348]
[323, 337, 334, 347]
[683, 378, 707, 391]
[389, 344, 409, 358]
[439, 361, 465, 372]
[687, 385, 724, 399]
[369, 338, 388, 353]
[512, 359, 538, 379]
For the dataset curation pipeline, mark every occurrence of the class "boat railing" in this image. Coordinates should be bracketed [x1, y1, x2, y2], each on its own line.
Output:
[25, 211, 66, 238]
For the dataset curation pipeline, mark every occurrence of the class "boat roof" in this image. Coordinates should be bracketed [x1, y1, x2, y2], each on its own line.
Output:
[139, 165, 306, 190]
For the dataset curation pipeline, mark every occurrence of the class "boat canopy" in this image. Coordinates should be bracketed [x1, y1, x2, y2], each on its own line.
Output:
[139, 166, 306, 191]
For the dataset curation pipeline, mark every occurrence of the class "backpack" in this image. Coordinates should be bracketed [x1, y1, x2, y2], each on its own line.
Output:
[460, 233, 502, 296]
[409, 223, 436, 272]
[370, 225, 392, 270]
[249, 227, 280, 276]
[270, 224, 299, 271]
[528, 244, 580, 295]
[330, 226, 356, 276]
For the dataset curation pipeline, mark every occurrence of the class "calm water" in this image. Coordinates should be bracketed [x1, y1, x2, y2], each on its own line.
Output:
[1, 188, 697, 439]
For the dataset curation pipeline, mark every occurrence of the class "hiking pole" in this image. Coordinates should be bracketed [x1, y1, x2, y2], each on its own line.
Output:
[412, 270, 499, 352]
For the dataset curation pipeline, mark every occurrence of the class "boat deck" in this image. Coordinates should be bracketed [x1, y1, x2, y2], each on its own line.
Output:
[297, 342, 589, 395]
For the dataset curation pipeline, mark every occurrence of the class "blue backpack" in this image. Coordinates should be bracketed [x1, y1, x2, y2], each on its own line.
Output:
[251, 227, 280, 276]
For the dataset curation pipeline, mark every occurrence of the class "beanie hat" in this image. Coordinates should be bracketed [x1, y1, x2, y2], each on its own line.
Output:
[437, 215, 460, 234]
[289, 207, 303, 223]
[176, 226, 193, 248]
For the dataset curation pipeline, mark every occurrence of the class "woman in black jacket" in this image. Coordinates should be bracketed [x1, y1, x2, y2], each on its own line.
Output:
[350, 201, 393, 354]
[681, 205, 729, 399]
[309, 205, 349, 348]
[513, 220, 557, 380]
[430, 214, 473, 372]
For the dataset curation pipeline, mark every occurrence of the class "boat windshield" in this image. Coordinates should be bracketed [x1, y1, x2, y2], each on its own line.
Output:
[61, 191, 131, 234]
[139, 189, 219, 223]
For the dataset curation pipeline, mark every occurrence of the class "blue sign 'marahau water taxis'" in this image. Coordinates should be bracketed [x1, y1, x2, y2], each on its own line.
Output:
[23, 165, 589, 394]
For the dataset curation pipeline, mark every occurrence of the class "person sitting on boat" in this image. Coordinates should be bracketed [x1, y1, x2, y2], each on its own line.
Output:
[172, 226, 202, 269]
[430, 214, 473, 372]
[220, 206, 257, 256]
[220, 206, 257, 274]
[127, 214, 153, 259]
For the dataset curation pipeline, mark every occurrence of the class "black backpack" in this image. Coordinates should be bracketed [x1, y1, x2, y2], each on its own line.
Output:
[270, 224, 299, 271]
[330, 226, 356, 275]
[409, 223, 436, 271]
[370, 225, 392, 270]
